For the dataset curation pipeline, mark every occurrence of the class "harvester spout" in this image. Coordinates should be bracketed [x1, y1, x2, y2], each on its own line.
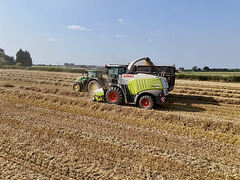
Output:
[126, 57, 154, 74]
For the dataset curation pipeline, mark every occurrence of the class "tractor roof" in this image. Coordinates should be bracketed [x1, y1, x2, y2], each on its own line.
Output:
[87, 70, 103, 72]
[105, 64, 128, 68]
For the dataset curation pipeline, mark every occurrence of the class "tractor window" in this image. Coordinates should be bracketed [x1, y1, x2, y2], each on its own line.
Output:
[97, 71, 103, 78]
[119, 67, 126, 75]
[108, 67, 126, 75]
[87, 71, 96, 78]
[108, 68, 119, 75]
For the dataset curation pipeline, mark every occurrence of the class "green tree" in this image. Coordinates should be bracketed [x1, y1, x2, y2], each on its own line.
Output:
[203, 66, 210, 71]
[23, 51, 33, 66]
[16, 49, 33, 66]
[192, 66, 198, 71]
[0, 48, 15, 65]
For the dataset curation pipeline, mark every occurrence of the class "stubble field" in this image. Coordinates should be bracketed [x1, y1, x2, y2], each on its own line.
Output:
[0, 69, 240, 179]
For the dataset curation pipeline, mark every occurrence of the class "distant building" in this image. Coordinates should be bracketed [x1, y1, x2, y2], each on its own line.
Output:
[177, 67, 184, 72]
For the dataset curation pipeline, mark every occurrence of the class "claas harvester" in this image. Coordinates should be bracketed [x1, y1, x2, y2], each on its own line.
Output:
[93, 57, 175, 109]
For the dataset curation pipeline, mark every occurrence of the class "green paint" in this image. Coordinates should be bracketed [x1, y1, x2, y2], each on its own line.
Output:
[128, 78, 164, 95]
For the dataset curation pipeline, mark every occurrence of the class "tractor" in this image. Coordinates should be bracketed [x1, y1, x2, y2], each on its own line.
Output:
[93, 57, 176, 109]
[73, 70, 107, 93]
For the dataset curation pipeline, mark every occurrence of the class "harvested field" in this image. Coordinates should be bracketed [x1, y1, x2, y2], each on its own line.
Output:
[0, 69, 240, 179]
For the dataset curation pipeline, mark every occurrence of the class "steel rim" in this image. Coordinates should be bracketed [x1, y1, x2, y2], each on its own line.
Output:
[74, 84, 79, 91]
[142, 99, 150, 107]
[109, 92, 118, 102]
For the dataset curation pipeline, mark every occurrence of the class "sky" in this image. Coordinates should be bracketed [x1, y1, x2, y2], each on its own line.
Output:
[0, 0, 240, 69]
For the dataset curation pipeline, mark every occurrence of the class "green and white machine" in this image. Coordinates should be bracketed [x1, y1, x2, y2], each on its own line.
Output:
[73, 70, 106, 93]
[93, 57, 175, 109]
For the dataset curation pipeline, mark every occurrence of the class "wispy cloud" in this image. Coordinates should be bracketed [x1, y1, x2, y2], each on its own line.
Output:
[148, 39, 153, 42]
[42, 34, 59, 42]
[149, 31, 161, 36]
[67, 25, 92, 31]
[115, 34, 127, 38]
[118, 18, 124, 23]
[42, 34, 51, 37]
[48, 38, 59, 42]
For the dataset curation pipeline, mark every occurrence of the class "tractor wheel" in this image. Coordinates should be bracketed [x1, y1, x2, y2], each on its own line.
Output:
[106, 87, 123, 105]
[139, 95, 154, 109]
[88, 80, 100, 93]
[73, 82, 82, 92]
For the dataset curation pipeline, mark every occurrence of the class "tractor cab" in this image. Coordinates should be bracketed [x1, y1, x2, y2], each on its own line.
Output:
[87, 70, 103, 79]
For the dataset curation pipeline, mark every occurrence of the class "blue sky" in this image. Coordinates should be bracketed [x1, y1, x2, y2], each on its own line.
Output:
[0, 0, 240, 69]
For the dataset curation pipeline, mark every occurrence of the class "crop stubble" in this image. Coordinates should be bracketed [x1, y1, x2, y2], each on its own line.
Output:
[0, 69, 240, 179]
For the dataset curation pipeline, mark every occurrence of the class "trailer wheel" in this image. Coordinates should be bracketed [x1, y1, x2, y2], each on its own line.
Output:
[139, 95, 154, 109]
[88, 80, 100, 93]
[106, 87, 123, 104]
[73, 82, 82, 92]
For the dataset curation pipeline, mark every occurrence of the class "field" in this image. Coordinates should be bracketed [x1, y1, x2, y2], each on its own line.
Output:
[0, 69, 240, 179]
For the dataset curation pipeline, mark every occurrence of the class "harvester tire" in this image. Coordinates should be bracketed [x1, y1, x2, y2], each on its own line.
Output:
[73, 82, 82, 92]
[88, 80, 100, 93]
[139, 95, 154, 109]
[106, 87, 123, 105]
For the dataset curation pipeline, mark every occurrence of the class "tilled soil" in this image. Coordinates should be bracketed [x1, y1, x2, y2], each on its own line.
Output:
[0, 69, 240, 179]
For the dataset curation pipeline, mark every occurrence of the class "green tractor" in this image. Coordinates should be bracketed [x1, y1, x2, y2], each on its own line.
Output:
[93, 57, 176, 109]
[73, 70, 106, 93]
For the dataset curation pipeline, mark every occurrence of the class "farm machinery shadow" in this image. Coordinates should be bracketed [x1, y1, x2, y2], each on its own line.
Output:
[156, 93, 220, 112]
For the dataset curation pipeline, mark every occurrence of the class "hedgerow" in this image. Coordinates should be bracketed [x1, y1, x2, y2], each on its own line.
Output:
[0, 65, 87, 73]
[176, 74, 240, 82]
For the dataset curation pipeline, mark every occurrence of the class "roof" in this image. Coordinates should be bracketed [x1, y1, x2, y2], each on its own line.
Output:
[106, 64, 128, 68]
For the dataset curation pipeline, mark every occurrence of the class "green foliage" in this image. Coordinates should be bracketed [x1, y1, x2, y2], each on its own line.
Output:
[192, 66, 198, 71]
[176, 74, 240, 82]
[0, 65, 86, 74]
[16, 49, 33, 66]
[0, 48, 14, 65]
[203, 66, 210, 71]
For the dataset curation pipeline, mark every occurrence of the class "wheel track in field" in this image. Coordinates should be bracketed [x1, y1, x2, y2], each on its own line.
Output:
[1, 99, 240, 168]
[1, 100, 239, 178]
[0, 86, 240, 144]
[1, 71, 240, 105]
[0, 69, 76, 87]
[1, 69, 240, 178]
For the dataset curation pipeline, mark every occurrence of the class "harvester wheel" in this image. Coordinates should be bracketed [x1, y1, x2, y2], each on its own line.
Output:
[139, 95, 154, 109]
[106, 87, 123, 105]
[88, 80, 100, 93]
[73, 82, 82, 92]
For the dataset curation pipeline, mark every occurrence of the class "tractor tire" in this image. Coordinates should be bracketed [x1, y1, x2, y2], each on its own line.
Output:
[106, 87, 123, 105]
[73, 82, 82, 92]
[88, 80, 100, 93]
[139, 95, 154, 109]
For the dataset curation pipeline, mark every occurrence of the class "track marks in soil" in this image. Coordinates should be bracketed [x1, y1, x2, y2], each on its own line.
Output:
[1, 69, 240, 179]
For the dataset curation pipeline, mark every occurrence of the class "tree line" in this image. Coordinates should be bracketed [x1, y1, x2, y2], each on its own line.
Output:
[0, 48, 32, 66]
[191, 66, 240, 72]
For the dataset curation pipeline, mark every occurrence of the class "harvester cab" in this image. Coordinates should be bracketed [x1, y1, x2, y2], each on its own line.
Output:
[105, 64, 128, 85]
[93, 57, 176, 109]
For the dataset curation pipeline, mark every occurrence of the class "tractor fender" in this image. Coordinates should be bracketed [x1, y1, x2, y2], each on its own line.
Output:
[88, 78, 106, 87]
[88, 78, 99, 83]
